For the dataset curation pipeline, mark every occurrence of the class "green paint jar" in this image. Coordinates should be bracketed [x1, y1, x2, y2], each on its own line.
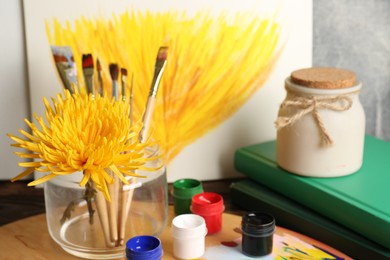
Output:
[172, 178, 203, 215]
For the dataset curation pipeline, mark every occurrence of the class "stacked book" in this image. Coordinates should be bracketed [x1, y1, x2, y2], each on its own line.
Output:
[231, 135, 390, 259]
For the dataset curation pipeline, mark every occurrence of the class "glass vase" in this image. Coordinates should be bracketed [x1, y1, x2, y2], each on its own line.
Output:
[44, 146, 168, 259]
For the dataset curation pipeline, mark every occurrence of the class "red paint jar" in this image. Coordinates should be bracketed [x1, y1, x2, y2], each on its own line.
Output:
[191, 192, 225, 234]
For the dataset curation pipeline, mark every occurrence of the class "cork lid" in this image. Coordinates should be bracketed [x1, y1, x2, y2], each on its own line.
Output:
[290, 67, 357, 89]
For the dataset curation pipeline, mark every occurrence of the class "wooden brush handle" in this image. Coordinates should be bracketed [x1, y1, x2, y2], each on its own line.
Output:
[107, 176, 119, 244]
[95, 189, 114, 248]
[118, 178, 136, 246]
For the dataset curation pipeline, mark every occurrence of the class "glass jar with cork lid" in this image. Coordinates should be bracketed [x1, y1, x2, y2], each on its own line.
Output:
[275, 67, 365, 177]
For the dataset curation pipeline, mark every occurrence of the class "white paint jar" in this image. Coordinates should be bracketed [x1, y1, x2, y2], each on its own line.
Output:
[171, 214, 207, 259]
[275, 67, 365, 177]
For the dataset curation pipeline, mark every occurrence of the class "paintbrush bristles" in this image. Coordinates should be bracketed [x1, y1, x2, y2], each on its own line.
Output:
[82, 54, 94, 69]
[82, 54, 95, 95]
[109, 64, 119, 81]
[121, 68, 127, 77]
[121, 68, 127, 101]
[156, 46, 168, 61]
[96, 58, 103, 96]
[110, 63, 119, 100]
[51, 46, 78, 94]
[149, 46, 168, 97]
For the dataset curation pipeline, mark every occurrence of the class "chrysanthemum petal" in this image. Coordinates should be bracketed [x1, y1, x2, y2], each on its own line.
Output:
[18, 129, 41, 143]
[14, 152, 40, 159]
[11, 167, 35, 182]
[97, 173, 111, 202]
[109, 165, 129, 185]
[102, 170, 115, 185]
[19, 161, 42, 168]
[27, 173, 58, 186]
[80, 170, 90, 186]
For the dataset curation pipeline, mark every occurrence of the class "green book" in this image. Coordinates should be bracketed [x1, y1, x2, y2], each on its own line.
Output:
[231, 179, 390, 260]
[234, 135, 390, 250]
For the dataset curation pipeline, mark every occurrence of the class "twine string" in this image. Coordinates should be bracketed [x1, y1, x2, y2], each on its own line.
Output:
[275, 95, 353, 146]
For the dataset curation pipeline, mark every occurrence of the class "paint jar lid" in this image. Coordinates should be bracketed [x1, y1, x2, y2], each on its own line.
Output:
[171, 214, 207, 239]
[191, 192, 224, 215]
[241, 212, 275, 237]
[125, 235, 162, 260]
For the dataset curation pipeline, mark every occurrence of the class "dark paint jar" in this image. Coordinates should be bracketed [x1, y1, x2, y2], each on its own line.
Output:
[241, 212, 275, 257]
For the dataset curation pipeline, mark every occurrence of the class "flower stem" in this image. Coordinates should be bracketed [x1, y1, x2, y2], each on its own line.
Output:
[84, 180, 96, 225]
[60, 201, 76, 225]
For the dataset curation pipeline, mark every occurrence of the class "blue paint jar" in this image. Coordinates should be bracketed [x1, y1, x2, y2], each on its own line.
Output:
[241, 212, 275, 257]
[125, 235, 163, 260]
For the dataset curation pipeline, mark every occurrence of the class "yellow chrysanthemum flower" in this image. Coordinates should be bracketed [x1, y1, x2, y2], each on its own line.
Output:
[8, 89, 157, 201]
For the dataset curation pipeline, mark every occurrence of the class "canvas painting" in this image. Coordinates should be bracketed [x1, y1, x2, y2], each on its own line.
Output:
[23, 0, 312, 182]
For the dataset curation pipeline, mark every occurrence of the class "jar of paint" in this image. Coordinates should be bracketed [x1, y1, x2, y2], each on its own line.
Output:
[125, 235, 162, 260]
[191, 192, 225, 234]
[172, 178, 203, 215]
[275, 67, 365, 177]
[171, 214, 207, 259]
[241, 212, 275, 257]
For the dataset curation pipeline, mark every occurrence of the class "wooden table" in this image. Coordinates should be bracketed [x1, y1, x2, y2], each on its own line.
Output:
[0, 179, 244, 227]
[0, 206, 351, 259]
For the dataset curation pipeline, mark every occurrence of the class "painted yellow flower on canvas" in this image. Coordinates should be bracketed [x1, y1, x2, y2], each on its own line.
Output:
[47, 6, 282, 164]
[8, 90, 156, 201]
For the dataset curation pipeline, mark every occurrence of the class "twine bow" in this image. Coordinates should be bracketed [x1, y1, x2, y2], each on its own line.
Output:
[275, 95, 353, 146]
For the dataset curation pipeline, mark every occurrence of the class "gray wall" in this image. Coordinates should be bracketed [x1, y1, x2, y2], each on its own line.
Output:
[0, 0, 30, 180]
[313, 0, 390, 140]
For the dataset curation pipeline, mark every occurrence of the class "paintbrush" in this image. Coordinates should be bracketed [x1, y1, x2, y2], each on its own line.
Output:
[82, 54, 95, 96]
[82, 55, 113, 246]
[109, 63, 119, 101]
[139, 46, 168, 143]
[107, 174, 119, 244]
[121, 68, 127, 102]
[107, 63, 120, 244]
[118, 68, 136, 246]
[95, 188, 114, 248]
[51, 46, 78, 93]
[118, 178, 137, 246]
[96, 58, 103, 96]
[80, 61, 113, 247]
